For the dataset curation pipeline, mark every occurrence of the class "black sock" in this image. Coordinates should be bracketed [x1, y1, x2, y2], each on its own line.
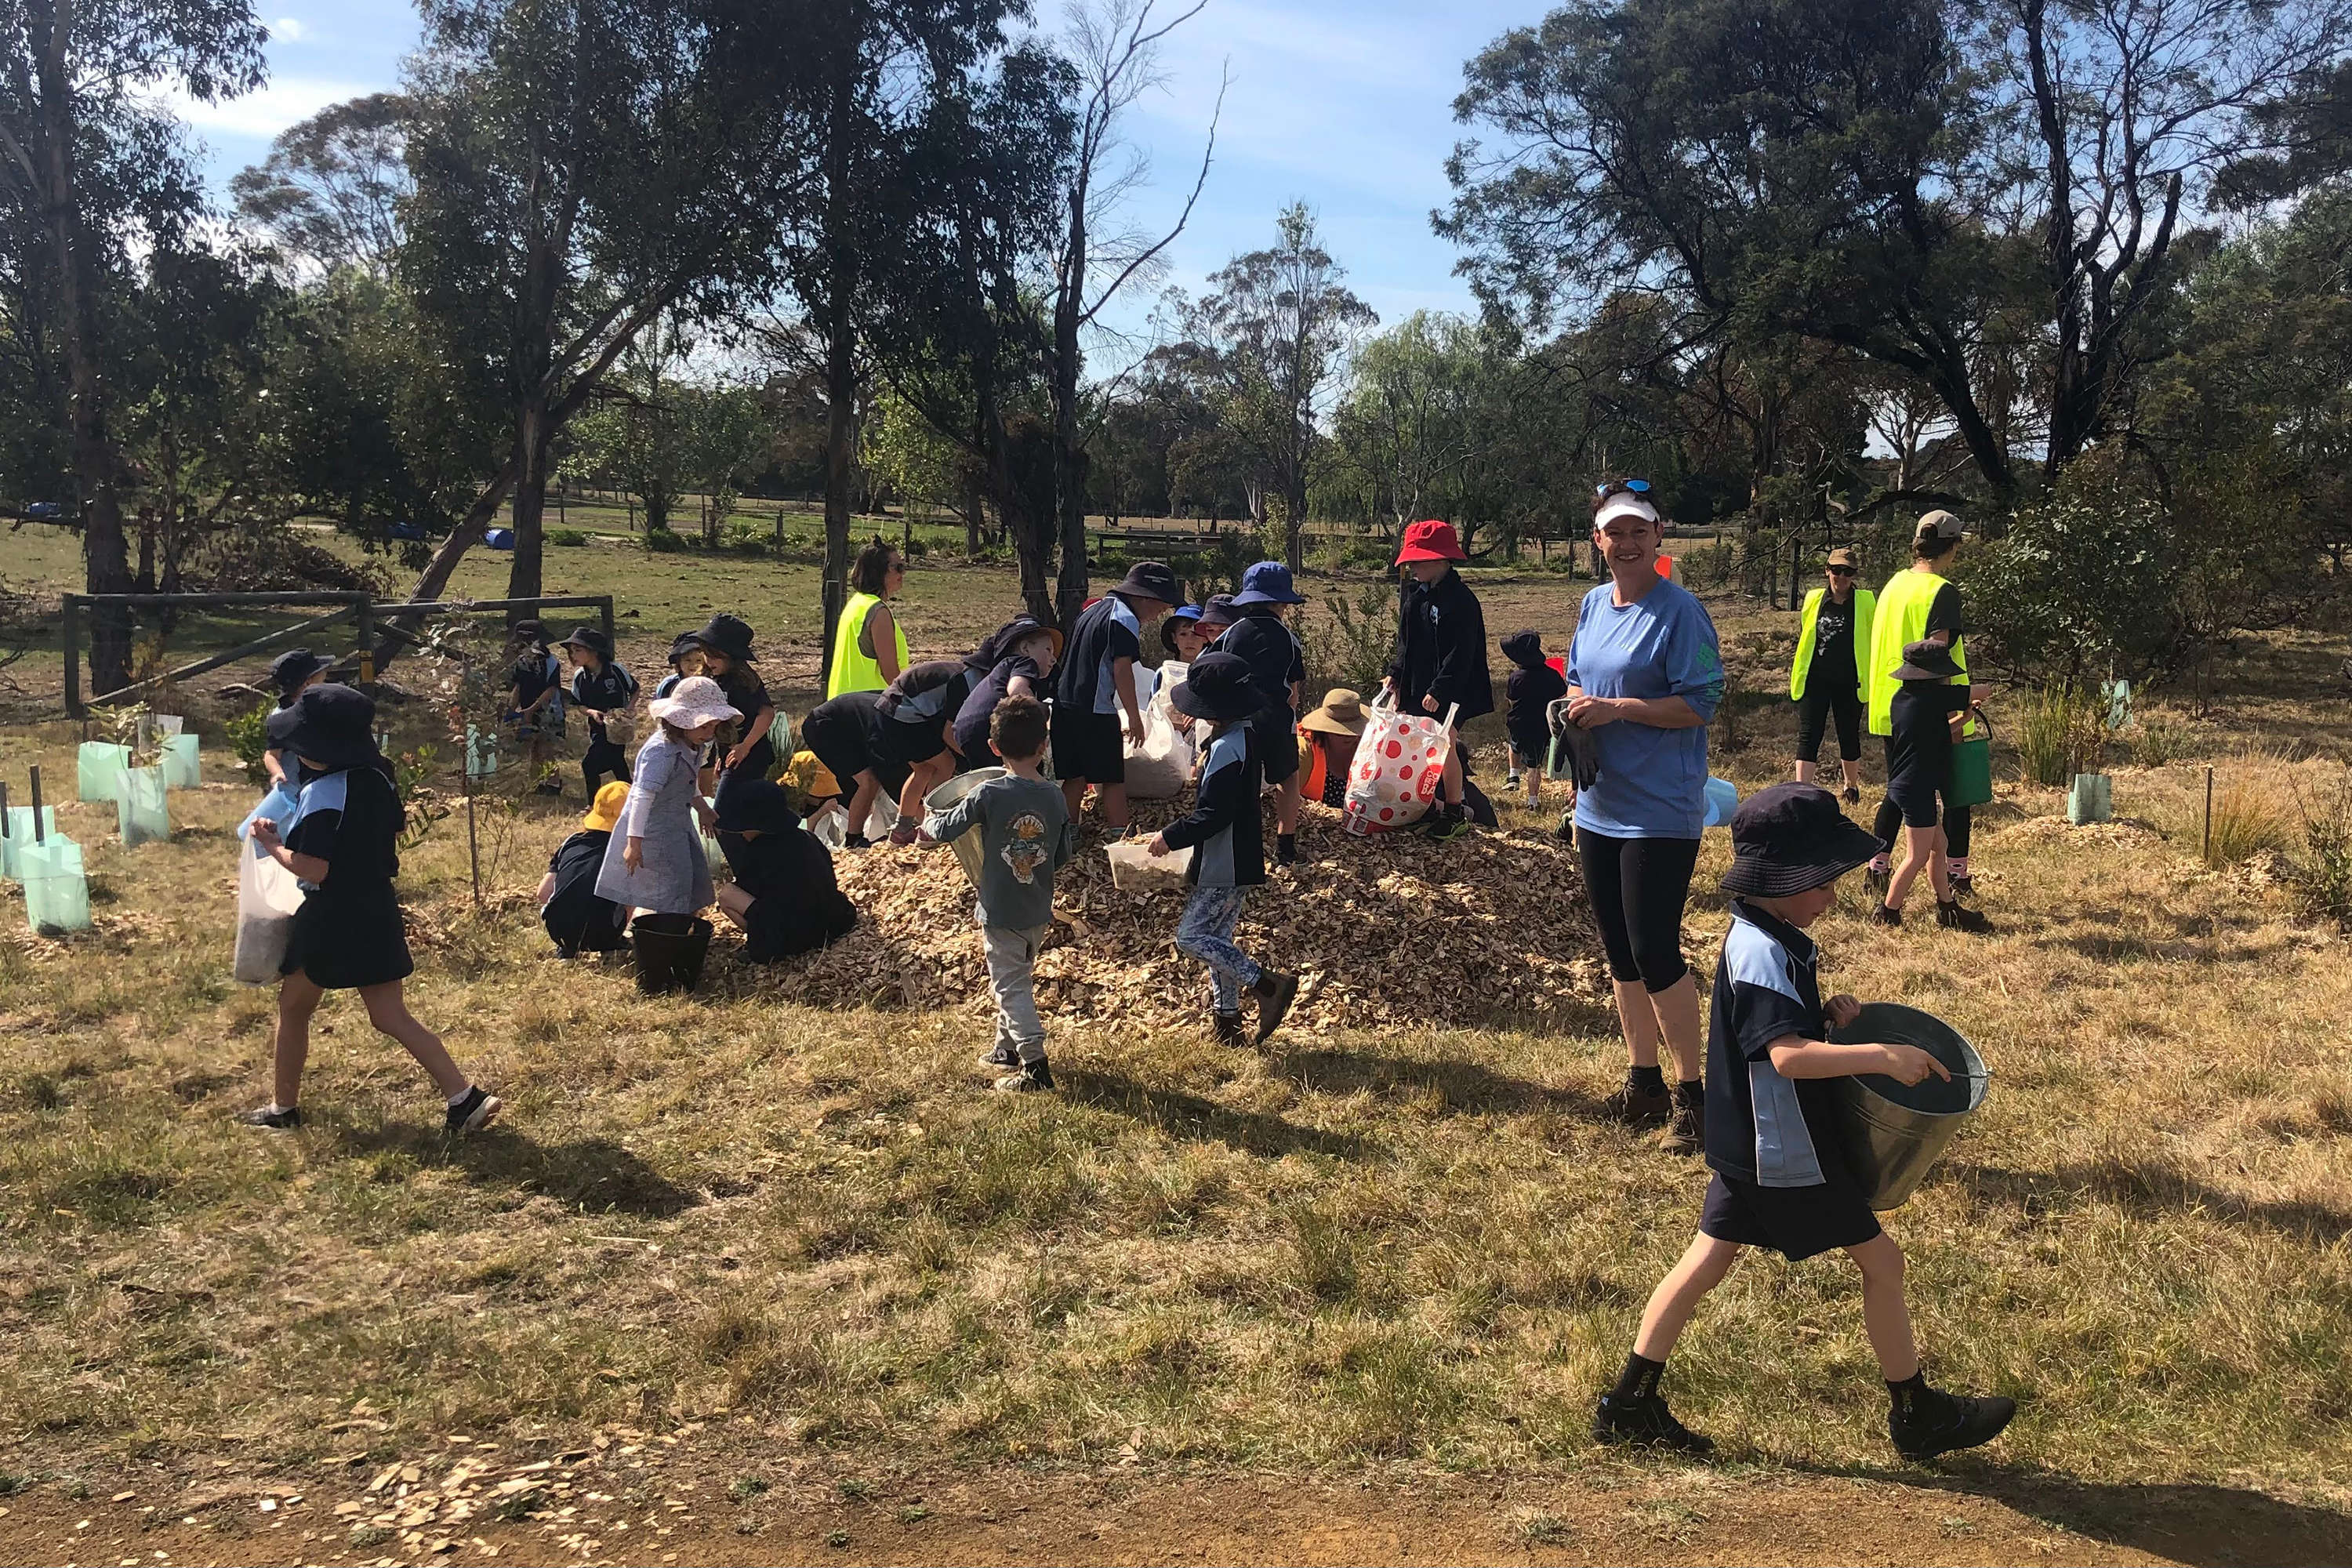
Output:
[1276, 833, 1297, 859]
[1887, 1370, 1927, 1412]
[1629, 1064, 1667, 1095]
[1613, 1352, 1666, 1400]
[1678, 1079, 1704, 1101]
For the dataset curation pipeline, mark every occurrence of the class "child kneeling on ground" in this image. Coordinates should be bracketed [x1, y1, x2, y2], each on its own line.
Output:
[1149, 652, 1300, 1047]
[922, 695, 1077, 1092]
[1595, 782, 2015, 1461]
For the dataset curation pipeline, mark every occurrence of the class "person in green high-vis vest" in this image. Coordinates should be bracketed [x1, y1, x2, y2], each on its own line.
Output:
[1788, 546, 1874, 804]
[1863, 510, 1990, 924]
[826, 539, 909, 699]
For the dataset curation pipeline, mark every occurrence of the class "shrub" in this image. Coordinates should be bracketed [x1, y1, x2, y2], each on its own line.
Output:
[2132, 712, 2199, 767]
[2017, 684, 2107, 786]
[1302, 578, 1398, 696]
[644, 529, 688, 554]
[546, 528, 588, 547]
[2293, 770, 2352, 927]
[224, 701, 273, 782]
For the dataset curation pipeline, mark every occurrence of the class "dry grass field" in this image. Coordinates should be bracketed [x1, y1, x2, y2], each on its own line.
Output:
[3, 542, 2351, 1564]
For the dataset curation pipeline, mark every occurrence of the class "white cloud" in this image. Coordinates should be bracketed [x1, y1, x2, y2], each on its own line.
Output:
[160, 74, 373, 143]
[272, 16, 308, 42]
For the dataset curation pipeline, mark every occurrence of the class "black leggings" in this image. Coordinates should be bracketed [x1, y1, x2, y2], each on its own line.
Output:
[582, 731, 631, 795]
[1873, 738, 1970, 858]
[1794, 681, 1863, 764]
[1577, 829, 1700, 993]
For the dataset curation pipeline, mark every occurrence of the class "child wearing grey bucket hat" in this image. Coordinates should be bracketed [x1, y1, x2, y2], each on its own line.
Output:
[1593, 782, 2014, 1465]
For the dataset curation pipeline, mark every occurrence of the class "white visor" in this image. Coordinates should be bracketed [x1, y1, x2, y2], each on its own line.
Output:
[1595, 494, 1661, 528]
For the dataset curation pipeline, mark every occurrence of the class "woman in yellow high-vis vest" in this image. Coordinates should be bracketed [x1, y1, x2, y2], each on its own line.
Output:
[1863, 509, 1985, 906]
[1788, 546, 1874, 803]
[826, 540, 909, 699]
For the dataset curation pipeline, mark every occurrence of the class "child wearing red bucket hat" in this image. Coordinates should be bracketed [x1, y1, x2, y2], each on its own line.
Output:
[1594, 782, 2015, 1463]
[1381, 521, 1493, 839]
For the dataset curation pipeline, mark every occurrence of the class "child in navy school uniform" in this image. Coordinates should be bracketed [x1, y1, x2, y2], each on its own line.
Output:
[1594, 782, 2015, 1462]
[1148, 652, 1300, 1048]
[1054, 561, 1180, 830]
[1501, 629, 1566, 808]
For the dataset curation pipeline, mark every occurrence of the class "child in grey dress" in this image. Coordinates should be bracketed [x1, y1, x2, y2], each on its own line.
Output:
[597, 675, 735, 916]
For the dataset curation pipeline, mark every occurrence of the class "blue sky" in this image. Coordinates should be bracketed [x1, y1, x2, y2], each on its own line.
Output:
[184, 2, 1542, 343]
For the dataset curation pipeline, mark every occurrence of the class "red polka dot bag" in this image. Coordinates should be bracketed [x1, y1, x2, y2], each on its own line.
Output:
[1341, 692, 1460, 837]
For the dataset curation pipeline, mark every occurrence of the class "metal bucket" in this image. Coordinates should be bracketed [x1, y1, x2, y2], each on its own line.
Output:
[923, 767, 1007, 887]
[1827, 1003, 1987, 1210]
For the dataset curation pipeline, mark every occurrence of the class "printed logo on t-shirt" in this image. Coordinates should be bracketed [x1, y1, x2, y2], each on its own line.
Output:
[1001, 813, 1050, 884]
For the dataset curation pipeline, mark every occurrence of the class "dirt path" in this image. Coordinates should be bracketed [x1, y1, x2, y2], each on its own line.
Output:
[2, 1441, 2345, 1568]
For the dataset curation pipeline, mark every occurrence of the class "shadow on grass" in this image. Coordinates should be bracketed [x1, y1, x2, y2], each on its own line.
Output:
[1058, 1067, 1369, 1161]
[331, 1122, 701, 1218]
[1275, 1048, 1603, 1118]
[1790, 1461, 2352, 1567]
[1956, 1159, 2352, 1245]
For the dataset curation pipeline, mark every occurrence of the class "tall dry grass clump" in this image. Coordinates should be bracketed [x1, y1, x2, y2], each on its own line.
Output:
[2017, 683, 2108, 786]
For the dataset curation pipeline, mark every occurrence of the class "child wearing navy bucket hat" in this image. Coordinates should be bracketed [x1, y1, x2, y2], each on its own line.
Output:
[1216, 562, 1309, 864]
[241, 685, 502, 1134]
[1054, 561, 1180, 831]
[1594, 782, 2015, 1463]
[1148, 652, 1301, 1047]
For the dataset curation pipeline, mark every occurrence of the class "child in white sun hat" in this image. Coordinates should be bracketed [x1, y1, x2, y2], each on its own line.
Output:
[595, 674, 735, 918]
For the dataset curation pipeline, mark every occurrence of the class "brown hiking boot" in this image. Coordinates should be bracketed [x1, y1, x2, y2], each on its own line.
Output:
[1251, 970, 1300, 1044]
[1665, 1082, 1705, 1153]
[1601, 1078, 1671, 1128]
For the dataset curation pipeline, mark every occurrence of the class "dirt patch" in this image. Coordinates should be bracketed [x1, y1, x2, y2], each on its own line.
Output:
[1, 1443, 2344, 1567]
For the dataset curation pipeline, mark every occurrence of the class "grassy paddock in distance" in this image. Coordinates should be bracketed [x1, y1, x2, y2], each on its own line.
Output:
[2, 582, 2350, 1507]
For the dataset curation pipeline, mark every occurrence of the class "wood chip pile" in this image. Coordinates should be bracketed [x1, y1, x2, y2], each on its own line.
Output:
[765, 801, 1611, 1034]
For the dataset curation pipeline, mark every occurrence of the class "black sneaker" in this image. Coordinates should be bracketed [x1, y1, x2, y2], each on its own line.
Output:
[1936, 899, 1992, 933]
[1666, 1083, 1704, 1154]
[1842, 785, 1862, 806]
[1425, 804, 1471, 842]
[1871, 904, 1903, 927]
[1601, 1080, 1671, 1128]
[445, 1087, 503, 1134]
[1212, 1010, 1247, 1048]
[1592, 1392, 1715, 1456]
[1866, 863, 1892, 893]
[1890, 1386, 2016, 1460]
[1274, 834, 1298, 866]
[237, 1104, 302, 1131]
[535, 780, 565, 797]
[978, 1041, 1022, 1069]
[1251, 969, 1301, 1044]
[993, 1061, 1054, 1093]
[844, 833, 873, 850]
[1948, 871, 1975, 895]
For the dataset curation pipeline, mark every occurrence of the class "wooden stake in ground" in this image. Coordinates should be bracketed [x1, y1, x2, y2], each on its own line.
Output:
[2204, 764, 2215, 862]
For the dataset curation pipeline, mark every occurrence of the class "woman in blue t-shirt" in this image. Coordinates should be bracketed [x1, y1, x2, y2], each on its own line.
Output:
[1565, 482, 1725, 1152]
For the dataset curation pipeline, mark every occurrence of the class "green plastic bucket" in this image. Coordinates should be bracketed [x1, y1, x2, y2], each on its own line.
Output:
[1947, 719, 1994, 809]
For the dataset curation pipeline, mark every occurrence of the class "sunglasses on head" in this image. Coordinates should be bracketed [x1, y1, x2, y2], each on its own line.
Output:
[1594, 477, 1653, 499]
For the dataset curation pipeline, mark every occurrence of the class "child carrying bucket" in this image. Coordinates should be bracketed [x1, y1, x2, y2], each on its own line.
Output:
[241, 685, 500, 1134]
[1594, 782, 2013, 1462]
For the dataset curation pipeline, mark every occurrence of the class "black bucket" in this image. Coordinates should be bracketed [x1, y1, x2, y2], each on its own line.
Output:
[631, 913, 713, 996]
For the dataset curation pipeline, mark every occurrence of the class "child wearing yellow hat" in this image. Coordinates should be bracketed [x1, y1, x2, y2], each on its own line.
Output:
[539, 781, 632, 956]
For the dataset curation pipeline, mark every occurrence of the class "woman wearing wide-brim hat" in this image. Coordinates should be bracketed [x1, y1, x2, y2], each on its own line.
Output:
[241, 684, 502, 1135]
[596, 675, 735, 919]
[1296, 688, 1367, 809]
[1790, 547, 1872, 804]
[686, 613, 781, 783]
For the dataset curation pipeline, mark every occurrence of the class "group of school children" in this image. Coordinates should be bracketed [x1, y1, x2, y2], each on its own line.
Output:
[233, 506, 2015, 1465]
